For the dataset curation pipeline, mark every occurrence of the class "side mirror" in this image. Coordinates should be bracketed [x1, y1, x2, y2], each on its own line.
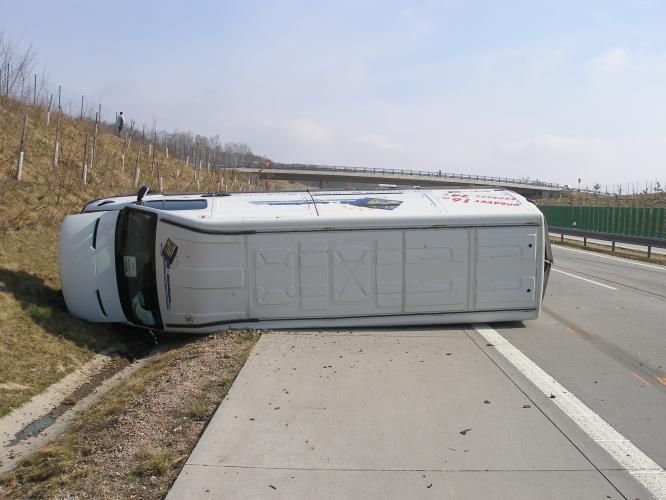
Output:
[137, 185, 150, 205]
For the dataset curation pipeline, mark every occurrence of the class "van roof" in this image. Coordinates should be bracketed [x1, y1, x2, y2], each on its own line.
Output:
[158, 188, 543, 232]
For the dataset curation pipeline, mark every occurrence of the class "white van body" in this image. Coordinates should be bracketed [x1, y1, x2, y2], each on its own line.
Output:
[59, 189, 552, 333]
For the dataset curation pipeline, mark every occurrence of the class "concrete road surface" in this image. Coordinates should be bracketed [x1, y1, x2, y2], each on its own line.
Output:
[168, 246, 665, 499]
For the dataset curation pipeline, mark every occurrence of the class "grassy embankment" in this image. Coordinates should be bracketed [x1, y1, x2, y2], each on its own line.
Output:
[0, 98, 268, 417]
[0, 97, 278, 496]
[536, 190, 666, 208]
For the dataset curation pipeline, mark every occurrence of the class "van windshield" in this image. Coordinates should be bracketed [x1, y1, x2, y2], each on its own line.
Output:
[115, 208, 163, 329]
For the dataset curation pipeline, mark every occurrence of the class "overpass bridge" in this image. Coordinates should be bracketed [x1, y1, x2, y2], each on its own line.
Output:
[221, 162, 563, 198]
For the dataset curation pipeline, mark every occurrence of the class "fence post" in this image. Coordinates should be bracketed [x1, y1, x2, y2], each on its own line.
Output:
[46, 94, 53, 126]
[81, 134, 89, 185]
[91, 112, 99, 170]
[151, 131, 156, 176]
[16, 114, 28, 181]
[134, 144, 141, 187]
[52, 111, 61, 168]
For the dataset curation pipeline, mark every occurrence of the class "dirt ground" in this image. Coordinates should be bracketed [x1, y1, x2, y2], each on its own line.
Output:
[0, 330, 260, 499]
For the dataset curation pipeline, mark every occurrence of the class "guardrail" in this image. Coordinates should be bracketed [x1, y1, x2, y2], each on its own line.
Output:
[228, 161, 564, 190]
[549, 226, 666, 259]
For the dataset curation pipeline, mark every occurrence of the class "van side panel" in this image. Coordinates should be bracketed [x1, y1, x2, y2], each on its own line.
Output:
[164, 230, 248, 324]
[474, 227, 539, 309]
[247, 232, 407, 319]
[157, 224, 542, 329]
[404, 229, 469, 311]
[246, 226, 539, 320]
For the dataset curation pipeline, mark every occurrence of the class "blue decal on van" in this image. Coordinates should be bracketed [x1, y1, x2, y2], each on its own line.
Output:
[251, 197, 402, 210]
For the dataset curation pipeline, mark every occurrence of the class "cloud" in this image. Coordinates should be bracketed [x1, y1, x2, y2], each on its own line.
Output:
[587, 47, 630, 72]
[355, 133, 407, 153]
[495, 133, 666, 186]
[283, 118, 335, 144]
[499, 135, 584, 155]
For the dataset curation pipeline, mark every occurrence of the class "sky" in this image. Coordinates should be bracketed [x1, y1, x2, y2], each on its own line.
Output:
[2, 0, 666, 187]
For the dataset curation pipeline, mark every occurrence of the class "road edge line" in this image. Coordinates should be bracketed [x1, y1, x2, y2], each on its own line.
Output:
[552, 268, 617, 290]
[473, 323, 666, 500]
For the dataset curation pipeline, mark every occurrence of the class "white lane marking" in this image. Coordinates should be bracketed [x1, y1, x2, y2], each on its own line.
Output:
[473, 324, 666, 500]
[553, 244, 666, 271]
[552, 268, 617, 290]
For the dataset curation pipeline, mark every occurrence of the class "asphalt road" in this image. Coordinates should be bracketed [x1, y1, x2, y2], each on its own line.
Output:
[169, 246, 666, 500]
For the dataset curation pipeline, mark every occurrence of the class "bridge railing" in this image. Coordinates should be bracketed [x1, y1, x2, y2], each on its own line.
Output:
[218, 161, 648, 194]
[247, 162, 563, 189]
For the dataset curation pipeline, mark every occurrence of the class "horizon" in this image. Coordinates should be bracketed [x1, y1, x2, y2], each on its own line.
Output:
[2, 0, 666, 188]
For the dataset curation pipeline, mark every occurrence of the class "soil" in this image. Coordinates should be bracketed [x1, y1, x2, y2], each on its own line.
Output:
[0, 330, 260, 499]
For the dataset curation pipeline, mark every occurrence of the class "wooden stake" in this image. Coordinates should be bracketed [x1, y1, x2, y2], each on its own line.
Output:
[150, 133, 156, 176]
[123, 122, 134, 156]
[81, 134, 89, 185]
[16, 152, 24, 181]
[46, 94, 53, 126]
[91, 112, 99, 171]
[53, 111, 61, 168]
[134, 144, 141, 187]
[16, 114, 28, 181]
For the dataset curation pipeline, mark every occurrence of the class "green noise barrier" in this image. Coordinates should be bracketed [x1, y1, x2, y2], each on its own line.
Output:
[539, 206, 665, 239]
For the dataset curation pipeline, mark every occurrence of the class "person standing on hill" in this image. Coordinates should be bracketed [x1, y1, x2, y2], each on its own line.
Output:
[117, 112, 126, 136]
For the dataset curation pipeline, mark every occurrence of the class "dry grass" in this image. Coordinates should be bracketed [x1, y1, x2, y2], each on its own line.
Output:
[0, 101, 269, 233]
[0, 330, 260, 499]
[537, 191, 666, 208]
[0, 225, 147, 416]
[0, 99, 291, 416]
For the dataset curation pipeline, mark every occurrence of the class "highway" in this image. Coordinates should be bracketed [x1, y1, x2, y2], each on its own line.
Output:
[169, 246, 666, 499]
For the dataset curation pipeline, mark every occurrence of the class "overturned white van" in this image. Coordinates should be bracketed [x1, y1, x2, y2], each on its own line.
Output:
[59, 188, 552, 332]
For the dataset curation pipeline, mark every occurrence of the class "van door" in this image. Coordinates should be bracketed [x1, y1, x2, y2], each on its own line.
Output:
[474, 227, 539, 310]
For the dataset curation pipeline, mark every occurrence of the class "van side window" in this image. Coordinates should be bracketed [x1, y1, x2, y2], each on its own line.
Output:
[145, 200, 208, 210]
